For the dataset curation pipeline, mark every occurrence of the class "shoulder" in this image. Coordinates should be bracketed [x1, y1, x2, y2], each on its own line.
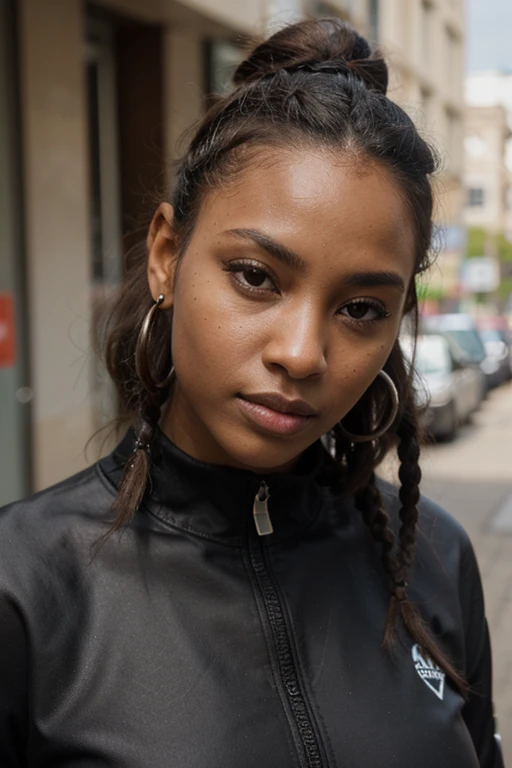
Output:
[377, 476, 474, 565]
[376, 477, 482, 615]
[0, 461, 115, 533]
[376, 477, 483, 646]
[0, 463, 116, 595]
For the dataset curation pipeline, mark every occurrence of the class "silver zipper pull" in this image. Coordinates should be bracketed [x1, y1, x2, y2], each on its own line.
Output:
[253, 481, 273, 536]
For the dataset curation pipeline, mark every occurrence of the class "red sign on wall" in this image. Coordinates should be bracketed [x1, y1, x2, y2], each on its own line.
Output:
[0, 293, 16, 368]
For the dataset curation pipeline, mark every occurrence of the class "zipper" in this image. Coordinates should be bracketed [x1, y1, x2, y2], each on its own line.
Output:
[253, 481, 273, 536]
[247, 482, 328, 768]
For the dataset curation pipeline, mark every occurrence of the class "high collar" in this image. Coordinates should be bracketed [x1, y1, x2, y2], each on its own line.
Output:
[100, 426, 328, 546]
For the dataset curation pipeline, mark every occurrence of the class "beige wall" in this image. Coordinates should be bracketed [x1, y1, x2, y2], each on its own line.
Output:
[19, 0, 95, 490]
[98, 0, 264, 35]
[180, 0, 262, 31]
[164, 27, 204, 164]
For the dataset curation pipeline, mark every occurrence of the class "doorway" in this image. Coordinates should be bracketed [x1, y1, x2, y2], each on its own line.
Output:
[85, 10, 165, 437]
[86, 17, 123, 430]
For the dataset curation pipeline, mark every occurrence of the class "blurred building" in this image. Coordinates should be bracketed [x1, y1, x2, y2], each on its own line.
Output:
[463, 103, 512, 235]
[0, 0, 467, 504]
[367, 0, 466, 308]
[467, 70, 512, 116]
[297, 1, 466, 307]
[0, 0, 265, 505]
[463, 71, 512, 311]
[465, 71, 512, 239]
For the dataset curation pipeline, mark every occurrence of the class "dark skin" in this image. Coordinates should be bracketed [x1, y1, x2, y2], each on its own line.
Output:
[147, 148, 416, 473]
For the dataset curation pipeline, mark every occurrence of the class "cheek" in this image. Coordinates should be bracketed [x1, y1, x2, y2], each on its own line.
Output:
[170, 266, 255, 390]
[326, 341, 394, 422]
[170, 254, 400, 416]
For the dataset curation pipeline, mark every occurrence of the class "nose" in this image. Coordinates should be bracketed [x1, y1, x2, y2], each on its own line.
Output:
[261, 304, 328, 380]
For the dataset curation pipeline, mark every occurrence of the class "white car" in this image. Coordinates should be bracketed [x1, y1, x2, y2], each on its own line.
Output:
[401, 334, 483, 440]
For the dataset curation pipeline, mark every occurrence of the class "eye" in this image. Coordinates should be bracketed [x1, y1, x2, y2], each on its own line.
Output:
[223, 260, 278, 294]
[339, 299, 390, 325]
[239, 268, 273, 289]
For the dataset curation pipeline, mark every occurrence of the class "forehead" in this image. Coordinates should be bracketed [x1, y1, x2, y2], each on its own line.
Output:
[196, 148, 416, 277]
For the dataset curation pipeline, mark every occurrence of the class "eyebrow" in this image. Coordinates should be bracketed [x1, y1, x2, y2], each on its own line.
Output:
[344, 271, 405, 293]
[223, 228, 308, 273]
[222, 227, 405, 293]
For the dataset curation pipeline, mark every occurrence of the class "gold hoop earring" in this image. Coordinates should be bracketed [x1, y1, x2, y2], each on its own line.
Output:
[135, 294, 175, 395]
[338, 369, 399, 444]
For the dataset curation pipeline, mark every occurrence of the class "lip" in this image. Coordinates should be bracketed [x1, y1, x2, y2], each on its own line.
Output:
[236, 394, 318, 437]
[241, 392, 319, 417]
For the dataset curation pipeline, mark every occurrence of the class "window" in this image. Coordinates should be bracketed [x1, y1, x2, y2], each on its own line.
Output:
[420, 87, 432, 126]
[445, 108, 460, 172]
[86, 19, 122, 286]
[310, 1, 355, 21]
[445, 25, 458, 96]
[465, 134, 487, 157]
[205, 40, 246, 96]
[86, 17, 123, 428]
[421, 0, 433, 68]
[467, 187, 485, 207]
[368, 0, 379, 43]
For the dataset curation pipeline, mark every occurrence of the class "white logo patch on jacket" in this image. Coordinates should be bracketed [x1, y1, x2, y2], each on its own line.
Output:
[412, 644, 445, 700]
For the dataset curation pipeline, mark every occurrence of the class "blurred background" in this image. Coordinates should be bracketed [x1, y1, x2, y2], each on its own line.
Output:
[0, 0, 511, 759]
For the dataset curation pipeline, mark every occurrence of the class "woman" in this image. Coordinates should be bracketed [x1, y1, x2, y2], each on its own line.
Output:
[0, 18, 505, 768]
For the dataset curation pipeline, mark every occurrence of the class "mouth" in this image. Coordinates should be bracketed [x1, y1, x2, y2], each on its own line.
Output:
[236, 392, 318, 437]
[241, 392, 319, 416]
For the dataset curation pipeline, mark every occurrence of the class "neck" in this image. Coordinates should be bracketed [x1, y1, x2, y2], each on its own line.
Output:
[160, 387, 301, 474]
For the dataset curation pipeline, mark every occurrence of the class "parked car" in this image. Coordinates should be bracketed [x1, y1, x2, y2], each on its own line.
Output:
[475, 316, 512, 382]
[420, 313, 495, 392]
[401, 334, 483, 441]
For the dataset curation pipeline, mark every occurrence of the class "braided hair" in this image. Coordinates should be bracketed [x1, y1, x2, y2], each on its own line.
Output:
[100, 18, 467, 695]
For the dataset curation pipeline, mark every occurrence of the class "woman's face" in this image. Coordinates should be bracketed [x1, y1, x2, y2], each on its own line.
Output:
[148, 148, 416, 472]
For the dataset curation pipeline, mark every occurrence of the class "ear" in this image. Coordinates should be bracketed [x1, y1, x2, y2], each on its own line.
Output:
[147, 202, 178, 309]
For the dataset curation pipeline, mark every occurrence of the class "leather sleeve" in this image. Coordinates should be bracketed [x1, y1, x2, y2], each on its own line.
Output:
[460, 540, 505, 768]
[0, 596, 28, 766]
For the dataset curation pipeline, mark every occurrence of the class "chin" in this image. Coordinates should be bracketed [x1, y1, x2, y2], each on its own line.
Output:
[215, 426, 317, 472]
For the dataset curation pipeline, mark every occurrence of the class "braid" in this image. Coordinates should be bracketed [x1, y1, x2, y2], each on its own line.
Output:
[91, 392, 167, 557]
[106, 389, 165, 536]
[396, 410, 421, 576]
[390, 409, 468, 696]
[98, 272, 174, 543]
[336, 386, 468, 697]
[354, 470, 398, 584]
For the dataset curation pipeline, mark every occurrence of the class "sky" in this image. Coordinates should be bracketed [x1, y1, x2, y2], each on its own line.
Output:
[467, 0, 512, 72]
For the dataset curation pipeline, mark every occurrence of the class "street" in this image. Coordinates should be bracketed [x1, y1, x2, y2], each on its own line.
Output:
[383, 380, 512, 761]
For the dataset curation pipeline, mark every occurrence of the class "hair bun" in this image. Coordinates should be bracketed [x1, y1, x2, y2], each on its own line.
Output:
[233, 18, 388, 96]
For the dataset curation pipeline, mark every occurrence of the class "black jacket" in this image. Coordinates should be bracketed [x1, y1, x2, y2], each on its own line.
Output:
[0, 427, 505, 767]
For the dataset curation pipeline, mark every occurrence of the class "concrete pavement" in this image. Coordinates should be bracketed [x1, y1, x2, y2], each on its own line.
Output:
[382, 380, 512, 762]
